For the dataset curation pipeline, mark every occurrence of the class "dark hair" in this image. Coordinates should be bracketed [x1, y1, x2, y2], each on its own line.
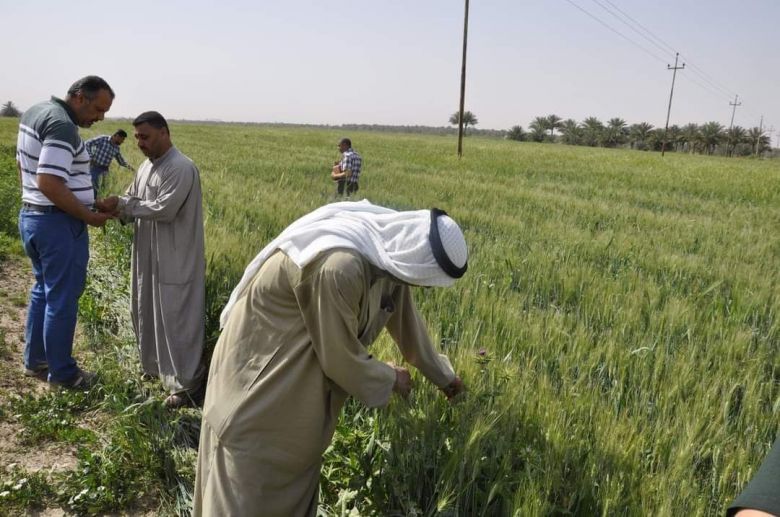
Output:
[114, 129, 128, 138]
[133, 111, 169, 132]
[339, 138, 352, 147]
[67, 75, 115, 100]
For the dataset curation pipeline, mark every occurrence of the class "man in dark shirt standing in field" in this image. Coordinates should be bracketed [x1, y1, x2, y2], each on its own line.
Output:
[331, 137, 362, 198]
[85, 129, 134, 194]
[15, 75, 116, 390]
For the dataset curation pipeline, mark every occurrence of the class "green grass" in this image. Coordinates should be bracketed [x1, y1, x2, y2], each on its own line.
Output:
[0, 117, 778, 515]
[0, 466, 55, 516]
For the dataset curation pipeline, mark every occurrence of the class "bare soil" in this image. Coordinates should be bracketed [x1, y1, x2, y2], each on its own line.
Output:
[0, 257, 76, 516]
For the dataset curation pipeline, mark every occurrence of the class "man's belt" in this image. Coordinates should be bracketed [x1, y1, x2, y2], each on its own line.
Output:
[22, 202, 63, 213]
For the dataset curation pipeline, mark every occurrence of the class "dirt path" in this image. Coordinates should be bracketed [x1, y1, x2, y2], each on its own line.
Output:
[0, 257, 76, 516]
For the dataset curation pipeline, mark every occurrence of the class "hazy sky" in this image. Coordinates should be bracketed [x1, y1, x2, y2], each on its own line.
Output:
[2, 0, 777, 134]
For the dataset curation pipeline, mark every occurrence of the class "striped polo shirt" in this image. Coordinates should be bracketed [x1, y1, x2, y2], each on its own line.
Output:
[16, 97, 94, 206]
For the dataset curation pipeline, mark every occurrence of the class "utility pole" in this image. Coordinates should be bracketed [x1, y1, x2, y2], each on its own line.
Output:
[727, 95, 741, 157]
[728, 95, 741, 131]
[456, 0, 470, 158]
[661, 52, 684, 157]
[755, 115, 763, 157]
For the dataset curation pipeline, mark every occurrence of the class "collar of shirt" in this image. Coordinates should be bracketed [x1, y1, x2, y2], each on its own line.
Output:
[151, 146, 176, 166]
[50, 96, 78, 125]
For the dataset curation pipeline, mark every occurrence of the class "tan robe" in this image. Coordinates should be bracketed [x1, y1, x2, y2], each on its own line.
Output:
[194, 249, 455, 516]
[119, 146, 206, 394]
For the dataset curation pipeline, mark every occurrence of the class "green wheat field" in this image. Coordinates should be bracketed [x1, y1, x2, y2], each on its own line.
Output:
[0, 117, 778, 515]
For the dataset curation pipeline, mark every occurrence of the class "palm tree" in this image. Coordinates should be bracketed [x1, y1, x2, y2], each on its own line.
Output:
[667, 125, 682, 152]
[680, 123, 699, 154]
[559, 119, 582, 145]
[698, 122, 724, 155]
[647, 128, 666, 152]
[603, 118, 628, 148]
[529, 116, 548, 142]
[449, 111, 478, 134]
[506, 125, 526, 142]
[757, 133, 771, 155]
[581, 117, 604, 147]
[546, 114, 563, 141]
[725, 126, 747, 157]
[628, 122, 653, 150]
[746, 127, 769, 156]
[0, 101, 21, 117]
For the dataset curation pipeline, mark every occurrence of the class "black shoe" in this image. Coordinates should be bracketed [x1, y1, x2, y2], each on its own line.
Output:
[49, 369, 97, 391]
[23, 362, 48, 378]
[165, 383, 206, 409]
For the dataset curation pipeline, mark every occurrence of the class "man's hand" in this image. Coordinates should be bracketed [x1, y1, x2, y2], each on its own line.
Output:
[85, 211, 113, 227]
[440, 376, 465, 402]
[391, 365, 412, 398]
[95, 196, 119, 214]
[331, 164, 344, 181]
[37, 174, 114, 226]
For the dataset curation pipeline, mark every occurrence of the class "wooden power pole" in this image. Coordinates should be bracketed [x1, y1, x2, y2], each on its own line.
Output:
[727, 95, 741, 157]
[457, 0, 470, 158]
[728, 95, 741, 131]
[661, 53, 684, 157]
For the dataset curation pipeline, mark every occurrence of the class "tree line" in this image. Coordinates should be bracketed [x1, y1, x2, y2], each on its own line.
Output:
[0, 101, 21, 117]
[3, 99, 772, 157]
[505, 114, 772, 157]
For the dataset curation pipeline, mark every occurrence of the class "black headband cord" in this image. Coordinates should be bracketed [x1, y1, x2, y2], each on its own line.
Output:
[429, 208, 468, 279]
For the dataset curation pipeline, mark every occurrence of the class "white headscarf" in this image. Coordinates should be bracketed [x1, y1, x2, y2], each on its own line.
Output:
[219, 200, 468, 328]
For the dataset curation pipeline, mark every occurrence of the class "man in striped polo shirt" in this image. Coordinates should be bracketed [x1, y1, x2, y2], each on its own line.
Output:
[16, 75, 116, 390]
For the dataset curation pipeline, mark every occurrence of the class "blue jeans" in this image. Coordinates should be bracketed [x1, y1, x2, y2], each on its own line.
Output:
[90, 164, 108, 194]
[18, 208, 89, 382]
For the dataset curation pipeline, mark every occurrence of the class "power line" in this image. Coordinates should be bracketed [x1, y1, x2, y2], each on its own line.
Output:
[562, 0, 771, 130]
[602, 0, 677, 55]
[678, 58, 737, 99]
[561, 0, 668, 65]
[597, 0, 739, 100]
[591, 0, 675, 58]
[566, 0, 741, 107]
[678, 72, 733, 103]
[739, 102, 769, 127]
[598, 0, 738, 100]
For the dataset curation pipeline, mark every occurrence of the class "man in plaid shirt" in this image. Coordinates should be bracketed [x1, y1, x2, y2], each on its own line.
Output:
[85, 129, 134, 193]
[331, 137, 362, 197]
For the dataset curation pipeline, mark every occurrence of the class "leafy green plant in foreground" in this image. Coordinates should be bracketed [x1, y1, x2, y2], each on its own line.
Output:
[0, 467, 54, 516]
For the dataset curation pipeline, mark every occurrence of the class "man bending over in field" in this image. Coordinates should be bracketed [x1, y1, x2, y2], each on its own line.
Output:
[728, 436, 780, 516]
[98, 111, 206, 408]
[193, 201, 466, 516]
